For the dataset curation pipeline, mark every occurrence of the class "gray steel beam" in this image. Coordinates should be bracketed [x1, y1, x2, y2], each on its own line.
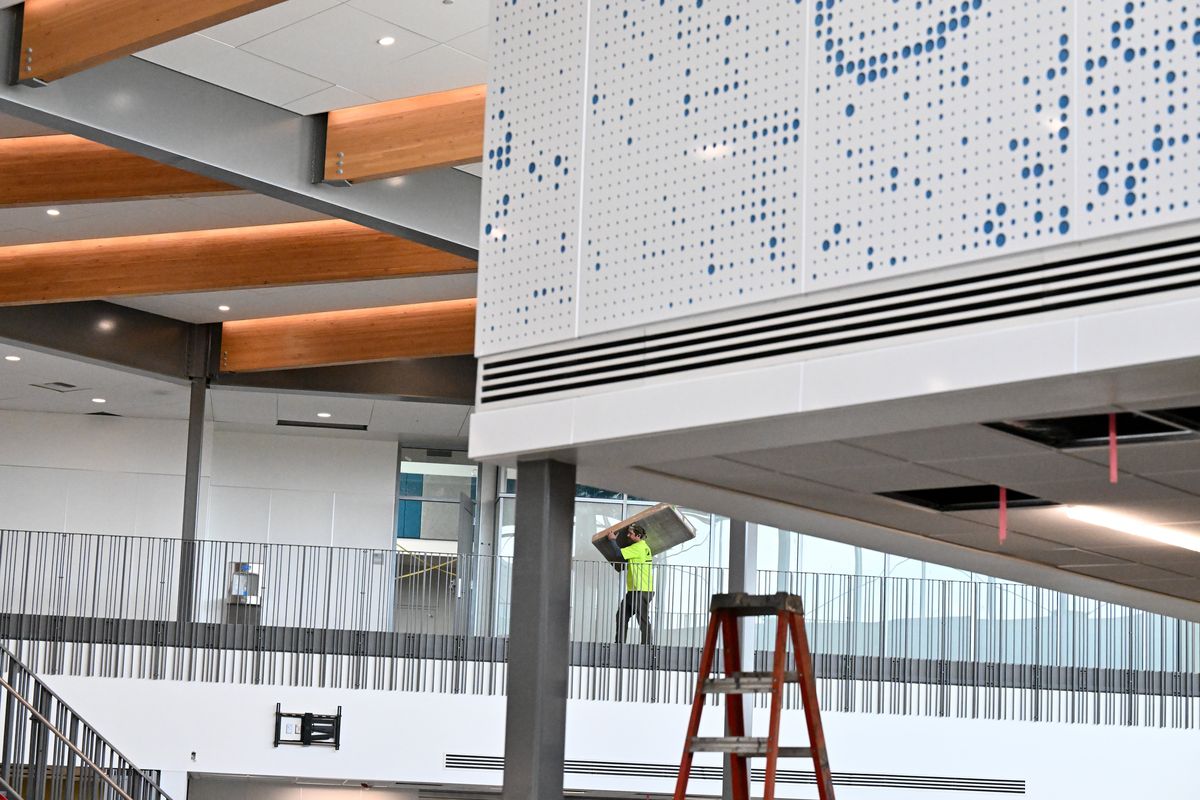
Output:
[502, 459, 575, 800]
[0, 9, 480, 259]
[0, 301, 192, 380]
[211, 357, 476, 405]
[0, 300, 475, 403]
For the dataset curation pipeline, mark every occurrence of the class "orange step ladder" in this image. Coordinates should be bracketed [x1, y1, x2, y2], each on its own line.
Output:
[673, 592, 835, 800]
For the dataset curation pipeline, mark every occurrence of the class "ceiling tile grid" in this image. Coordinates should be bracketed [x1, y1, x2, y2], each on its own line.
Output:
[654, 408, 1200, 606]
[135, 0, 491, 114]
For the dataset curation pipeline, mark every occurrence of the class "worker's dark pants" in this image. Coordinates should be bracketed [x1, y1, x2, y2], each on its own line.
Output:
[616, 591, 653, 645]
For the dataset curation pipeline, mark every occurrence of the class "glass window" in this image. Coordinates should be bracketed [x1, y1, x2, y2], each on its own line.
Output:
[396, 449, 477, 542]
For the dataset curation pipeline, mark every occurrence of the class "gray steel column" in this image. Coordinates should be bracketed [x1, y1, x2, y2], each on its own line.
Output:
[176, 376, 206, 623]
[725, 519, 758, 800]
[476, 464, 500, 636]
[502, 459, 575, 800]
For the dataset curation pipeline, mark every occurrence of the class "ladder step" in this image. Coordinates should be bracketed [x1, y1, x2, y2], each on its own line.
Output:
[709, 592, 806, 616]
[703, 672, 800, 693]
[689, 737, 813, 758]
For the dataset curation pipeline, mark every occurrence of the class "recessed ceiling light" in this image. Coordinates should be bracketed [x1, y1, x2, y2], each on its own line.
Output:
[386, 176, 405, 187]
[4, 355, 20, 362]
[317, 412, 332, 418]
[45, 208, 60, 217]
[91, 398, 106, 404]
[96, 319, 115, 332]
[377, 36, 396, 46]
[218, 305, 231, 312]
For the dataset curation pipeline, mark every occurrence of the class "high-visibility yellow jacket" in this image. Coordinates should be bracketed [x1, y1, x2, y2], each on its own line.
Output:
[620, 540, 654, 592]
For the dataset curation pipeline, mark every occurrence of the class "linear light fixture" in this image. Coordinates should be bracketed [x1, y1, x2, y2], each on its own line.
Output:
[1064, 505, 1200, 554]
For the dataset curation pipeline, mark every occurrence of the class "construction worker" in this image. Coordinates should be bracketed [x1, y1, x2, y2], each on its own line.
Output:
[607, 523, 654, 645]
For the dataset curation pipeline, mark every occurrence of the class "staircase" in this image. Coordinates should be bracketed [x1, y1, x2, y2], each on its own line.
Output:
[0, 644, 171, 800]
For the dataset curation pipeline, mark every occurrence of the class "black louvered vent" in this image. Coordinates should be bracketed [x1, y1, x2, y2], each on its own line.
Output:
[480, 233, 1200, 406]
[443, 754, 1025, 794]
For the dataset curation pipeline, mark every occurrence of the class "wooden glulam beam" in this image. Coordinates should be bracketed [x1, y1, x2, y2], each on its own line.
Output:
[19, 0, 287, 83]
[219, 299, 477, 372]
[0, 219, 476, 305]
[0, 134, 235, 207]
[324, 85, 486, 184]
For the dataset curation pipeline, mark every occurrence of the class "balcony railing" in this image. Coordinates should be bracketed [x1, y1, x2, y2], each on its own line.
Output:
[1, 529, 1197, 728]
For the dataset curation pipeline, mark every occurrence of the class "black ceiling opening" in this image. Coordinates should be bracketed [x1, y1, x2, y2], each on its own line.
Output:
[986, 409, 1198, 449]
[879, 485, 1058, 512]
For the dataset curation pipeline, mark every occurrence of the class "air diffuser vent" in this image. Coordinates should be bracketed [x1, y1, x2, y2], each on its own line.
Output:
[30, 381, 86, 393]
[276, 420, 368, 432]
[480, 232, 1200, 406]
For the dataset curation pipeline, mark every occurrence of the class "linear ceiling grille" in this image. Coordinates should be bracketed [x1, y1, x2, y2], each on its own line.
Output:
[443, 754, 1025, 794]
[479, 234, 1200, 405]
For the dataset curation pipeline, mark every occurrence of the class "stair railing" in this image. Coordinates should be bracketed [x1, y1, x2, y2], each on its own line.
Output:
[0, 645, 171, 800]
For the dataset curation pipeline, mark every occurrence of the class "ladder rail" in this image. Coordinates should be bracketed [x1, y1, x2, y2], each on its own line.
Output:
[718, 614, 750, 800]
[762, 613, 790, 800]
[788, 611, 836, 800]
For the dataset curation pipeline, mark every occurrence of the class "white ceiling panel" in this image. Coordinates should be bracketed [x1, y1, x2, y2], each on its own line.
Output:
[934, 452, 1111, 487]
[850, 424, 1050, 462]
[0, 345, 190, 420]
[455, 162, 484, 177]
[1064, 562, 1190, 583]
[209, 389, 278, 425]
[139, 34, 332, 106]
[349, 0, 489, 43]
[367, 400, 470, 438]
[729, 441, 904, 473]
[284, 85, 375, 115]
[241, 6, 434, 97]
[447, 26, 489, 61]
[115, 272, 476, 324]
[277, 394, 374, 425]
[1011, 476, 1200, 513]
[367, 45, 487, 101]
[1153, 470, 1200, 495]
[784, 463, 977, 494]
[1073, 439, 1200, 475]
[202, 0, 343, 47]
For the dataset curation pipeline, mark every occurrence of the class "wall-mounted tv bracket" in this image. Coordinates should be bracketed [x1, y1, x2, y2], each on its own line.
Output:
[273, 703, 342, 749]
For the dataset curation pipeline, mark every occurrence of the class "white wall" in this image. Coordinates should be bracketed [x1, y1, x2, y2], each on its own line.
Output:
[0, 409, 400, 551]
[42, 673, 1200, 800]
[205, 430, 397, 550]
[0, 410, 194, 537]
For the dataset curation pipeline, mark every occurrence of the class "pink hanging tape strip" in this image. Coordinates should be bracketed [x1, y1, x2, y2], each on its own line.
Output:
[998, 486, 1007, 544]
[1109, 412, 1118, 484]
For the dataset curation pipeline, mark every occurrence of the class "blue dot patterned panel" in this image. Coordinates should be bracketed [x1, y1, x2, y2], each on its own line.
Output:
[476, 0, 588, 357]
[476, 0, 1200, 356]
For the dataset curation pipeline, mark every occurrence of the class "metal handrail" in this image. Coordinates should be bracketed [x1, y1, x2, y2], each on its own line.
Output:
[0, 674, 138, 800]
[0, 644, 171, 800]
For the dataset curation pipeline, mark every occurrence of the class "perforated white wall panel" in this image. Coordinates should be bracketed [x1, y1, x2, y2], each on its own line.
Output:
[476, 0, 1200, 356]
[475, 0, 588, 355]
[577, 1, 808, 335]
[1079, 0, 1200, 234]
[807, 0, 1076, 289]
